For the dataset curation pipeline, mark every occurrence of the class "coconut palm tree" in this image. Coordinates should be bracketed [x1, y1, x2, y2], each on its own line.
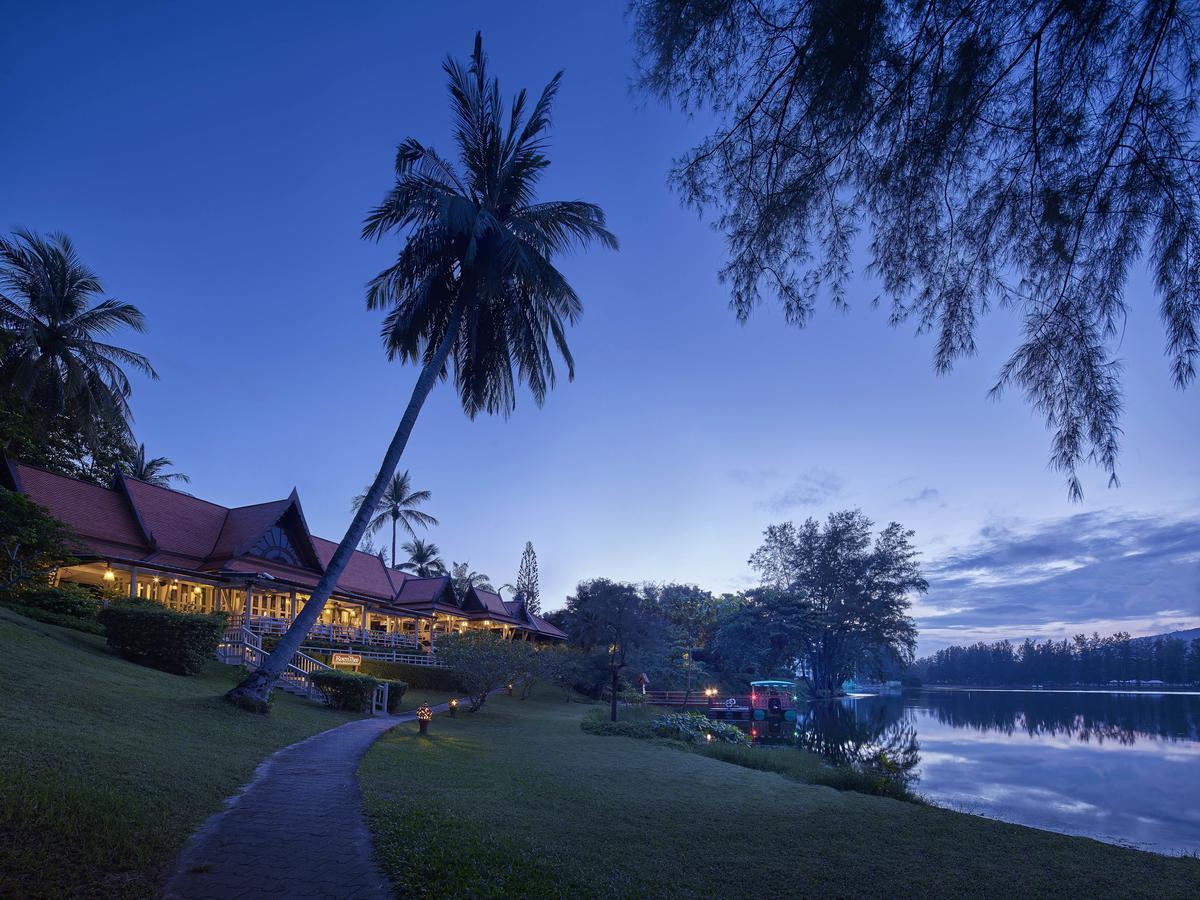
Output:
[351, 470, 437, 567]
[398, 538, 446, 577]
[450, 560, 495, 596]
[227, 34, 616, 710]
[120, 442, 190, 487]
[0, 230, 157, 439]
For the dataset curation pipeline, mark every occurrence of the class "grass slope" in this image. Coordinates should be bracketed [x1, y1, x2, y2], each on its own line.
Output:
[360, 689, 1200, 899]
[0, 607, 437, 898]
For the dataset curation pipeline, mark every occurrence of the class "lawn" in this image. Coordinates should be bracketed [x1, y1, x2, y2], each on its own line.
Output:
[0, 606, 442, 899]
[360, 688, 1200, 899]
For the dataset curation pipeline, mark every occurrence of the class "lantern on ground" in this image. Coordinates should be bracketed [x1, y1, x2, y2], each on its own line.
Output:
[417, 704, 433, 734]
[448, 698, 459, 718]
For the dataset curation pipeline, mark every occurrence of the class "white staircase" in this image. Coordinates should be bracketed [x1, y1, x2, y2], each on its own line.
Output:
[217, 625, 331, 702]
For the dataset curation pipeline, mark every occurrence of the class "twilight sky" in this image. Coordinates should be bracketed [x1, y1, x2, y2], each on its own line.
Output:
[3, 2, 1197, 654]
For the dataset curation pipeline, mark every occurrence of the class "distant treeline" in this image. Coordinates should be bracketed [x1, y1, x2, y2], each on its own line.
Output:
[915, 632, 1200, 686]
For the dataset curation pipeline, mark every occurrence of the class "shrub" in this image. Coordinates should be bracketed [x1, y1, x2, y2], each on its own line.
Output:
[382, 680, 408, 713]
[311, 669, 381, 712]
[98, 602, 227, 675]
[356, 660, 464, 692]
[0, 488, 78, 592]
[5, 604, 106, 635]
[653, 711, 750, 746]
[580, 713, 656, 739]
[432, 632, 526, 711]
[7, 583, 102, 620]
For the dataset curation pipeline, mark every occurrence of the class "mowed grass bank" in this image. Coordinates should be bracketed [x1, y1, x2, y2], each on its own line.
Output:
[0, 607, 435, 899]
[360, 688, 1200, 899]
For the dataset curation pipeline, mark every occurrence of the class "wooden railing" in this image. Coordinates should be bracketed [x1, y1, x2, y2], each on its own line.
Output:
[244, 614, 419, 650]
[641, 691, 715, 707]
[217, 628, 389, 712]
[299, 645, 449, 669]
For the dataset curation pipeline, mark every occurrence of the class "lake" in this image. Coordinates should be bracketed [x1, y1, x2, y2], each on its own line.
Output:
[790, 688, 1200, 856]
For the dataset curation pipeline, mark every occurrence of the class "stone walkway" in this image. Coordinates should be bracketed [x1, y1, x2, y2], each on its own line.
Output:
[163, 703, 444, 900]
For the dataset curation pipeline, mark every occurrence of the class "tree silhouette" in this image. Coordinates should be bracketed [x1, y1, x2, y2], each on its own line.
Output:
[632, 1, 1200, 498]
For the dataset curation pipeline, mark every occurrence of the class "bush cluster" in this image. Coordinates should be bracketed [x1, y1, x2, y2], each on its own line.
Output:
[579, 714, 656, 739]
[98, 602, 227, 675]
[652, 712, 750, 745]
[356, 659, 464, 692]
[311, 669, 381, 712]
[0, 583, 105, 633]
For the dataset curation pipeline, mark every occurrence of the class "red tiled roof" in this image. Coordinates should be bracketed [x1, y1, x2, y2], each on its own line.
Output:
[121, 476, 227, 561]
[531, 614, 567, 639]
[310, 536, 401, 602]
[13, 464, 148, 553]
[472, 587, 510, 617]
[396, 575, 455, 604]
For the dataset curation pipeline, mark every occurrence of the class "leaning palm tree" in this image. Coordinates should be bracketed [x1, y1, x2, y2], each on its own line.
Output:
[351, 470, 437, 567]
[398, 537, 446, 577]
[227, 34, 616, 710]
[121, 442, 190, 487]
[0, 230, 157, 439]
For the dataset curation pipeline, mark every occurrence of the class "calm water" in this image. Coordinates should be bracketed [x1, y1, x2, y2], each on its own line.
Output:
[792, 688, 1200, 856]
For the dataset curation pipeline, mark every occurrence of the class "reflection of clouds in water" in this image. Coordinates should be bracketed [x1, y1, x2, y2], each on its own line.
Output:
[817, 691, 1200, 856]
[915, 751, 972, 766]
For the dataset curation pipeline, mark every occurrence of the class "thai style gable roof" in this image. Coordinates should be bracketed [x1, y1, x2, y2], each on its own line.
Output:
[310, 536, 403, 602]
[120, 474, 227, 562]
[9, 462, 148, 555]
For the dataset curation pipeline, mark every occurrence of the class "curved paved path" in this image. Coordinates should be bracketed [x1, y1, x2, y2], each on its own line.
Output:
[163, 703, 444, 900]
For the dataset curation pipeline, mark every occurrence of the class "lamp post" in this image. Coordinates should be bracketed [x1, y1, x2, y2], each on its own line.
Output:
[417, 704, 432, 735]
[448, 698, 458, 718]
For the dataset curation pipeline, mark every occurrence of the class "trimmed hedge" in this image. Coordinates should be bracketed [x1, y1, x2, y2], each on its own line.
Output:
[98, 602, 227, 675]
[382, 680, 408, 713]
[356, 659, 464, 692]
[4, 604, 106, 635]
[7, 583, 103, 620]
[311, 669, 380, 712]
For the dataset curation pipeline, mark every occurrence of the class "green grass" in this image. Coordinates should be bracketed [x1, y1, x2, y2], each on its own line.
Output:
[579, 705, 918, 800]
[361, 687, 1200, 899]
[0, 606, 446, 899]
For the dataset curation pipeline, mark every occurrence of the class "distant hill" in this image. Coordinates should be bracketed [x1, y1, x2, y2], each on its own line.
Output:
[1132, 626, 1200, 646]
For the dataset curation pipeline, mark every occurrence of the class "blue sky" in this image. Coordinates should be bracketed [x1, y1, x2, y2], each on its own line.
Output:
[3, 2, 1197, 654]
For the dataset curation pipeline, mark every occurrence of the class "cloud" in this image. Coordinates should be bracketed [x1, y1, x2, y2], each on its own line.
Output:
[904, 487, 941, 505]
[758, 468, 844, 512]
[916, 510, 1200, 655]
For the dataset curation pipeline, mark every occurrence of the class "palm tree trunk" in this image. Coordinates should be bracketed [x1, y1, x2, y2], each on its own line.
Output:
[390, 515, 397, 569]
[226, 306, 464, 711]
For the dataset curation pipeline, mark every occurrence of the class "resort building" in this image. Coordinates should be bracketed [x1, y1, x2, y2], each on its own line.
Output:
[2, 459, 566, 661]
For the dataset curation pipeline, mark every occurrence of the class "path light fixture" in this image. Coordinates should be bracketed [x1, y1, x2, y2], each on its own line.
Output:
[507, 683, 514, 696]
[417, 704, 433, 735]
[448, 698, 458, 718]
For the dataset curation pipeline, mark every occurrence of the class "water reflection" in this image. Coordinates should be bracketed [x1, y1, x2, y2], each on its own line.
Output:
[793, 696, 921, 792]
[911, 688, 1200, 746]
[785, 689, 1200, 855]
